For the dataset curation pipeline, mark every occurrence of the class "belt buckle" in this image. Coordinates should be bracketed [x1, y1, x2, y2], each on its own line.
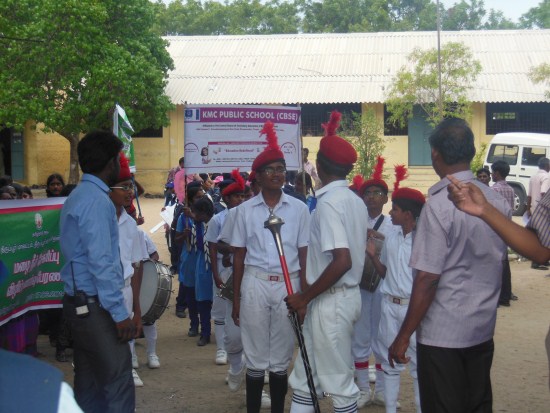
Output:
[392, 297, 401, 305]
[268, 275, 279, 282]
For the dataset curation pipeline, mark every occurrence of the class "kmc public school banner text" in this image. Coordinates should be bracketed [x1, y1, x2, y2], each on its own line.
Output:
[0, 198, 65, 326]
[184, 105, 302, 174]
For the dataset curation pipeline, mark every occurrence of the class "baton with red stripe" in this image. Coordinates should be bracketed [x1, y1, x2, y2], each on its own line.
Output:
[264, 210, 321, 413]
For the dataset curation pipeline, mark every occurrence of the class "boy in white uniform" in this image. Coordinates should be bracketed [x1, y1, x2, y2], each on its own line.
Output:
[287, 111, 368, 413]
[109, 154, 148, 387]
[205, 169, 246, 366]
[367, 166, 425, 413]
[231, 121, 310, 413]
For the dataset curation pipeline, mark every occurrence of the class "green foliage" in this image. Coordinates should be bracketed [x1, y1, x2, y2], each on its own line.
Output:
[0, 0, 174, 182]
[470, 142, 487, 173]
[529, 63, 550, 99]
[339, 109, 388, 180]
[519, 0, 550, 28]
[386, 42, 482, 128]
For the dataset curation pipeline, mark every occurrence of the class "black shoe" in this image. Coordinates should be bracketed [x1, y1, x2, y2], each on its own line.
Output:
[531, 263, 549, 270]
[511, 294, 518, 301]
[498, 301, 510, 307]
[197, 336, 210, 346]
[55, 349, 68, 362]
[176, 308, 187, 318]
[188, 328, 198, 337]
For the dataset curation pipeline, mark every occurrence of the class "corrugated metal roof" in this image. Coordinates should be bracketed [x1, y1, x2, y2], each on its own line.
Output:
[164, 30, 550, 105]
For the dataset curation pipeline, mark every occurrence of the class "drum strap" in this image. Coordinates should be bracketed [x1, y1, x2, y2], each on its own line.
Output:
[373, 215, 384, 231]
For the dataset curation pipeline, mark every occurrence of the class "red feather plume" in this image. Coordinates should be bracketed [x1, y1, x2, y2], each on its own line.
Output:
[259, 121, 280, 151]
[372, 155, 385, 181]
[393, 164, 408, 192]
[352, 174, 364, 189]
[231, 168, 245, 191]
[321, 110, 342, 137]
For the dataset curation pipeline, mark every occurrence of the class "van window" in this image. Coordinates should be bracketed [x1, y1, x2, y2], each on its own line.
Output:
[522, 147, 547, 166]
[487, 144, 518, 166]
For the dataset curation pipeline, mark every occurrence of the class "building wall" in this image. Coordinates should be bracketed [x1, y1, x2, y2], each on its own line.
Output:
[18, 102, 496, 194]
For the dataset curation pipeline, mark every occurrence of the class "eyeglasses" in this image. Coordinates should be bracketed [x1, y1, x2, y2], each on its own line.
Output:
[364, 190, 384, 197]
[261, 166, 287, 176]
[110, 185, 134, 192]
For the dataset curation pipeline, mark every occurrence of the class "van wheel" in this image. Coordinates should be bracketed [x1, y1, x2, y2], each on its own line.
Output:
[511, 185, 526, 216]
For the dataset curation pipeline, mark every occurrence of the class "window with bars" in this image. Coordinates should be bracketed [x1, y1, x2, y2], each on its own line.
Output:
[300, 103, 361, 136]
[486, 103, 550, 135]
[384, 105, 408, 136]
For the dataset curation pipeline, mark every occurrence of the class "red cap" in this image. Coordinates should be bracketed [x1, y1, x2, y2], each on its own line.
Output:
[391, 164, 425, 204]
[251, 121, 285, 172]
[360, 155, 388, 196]
[117, 152, 132, 182]
[222, 169, 246, 196]
[248, 170, 256, 182]
[318, 111, 357, 166]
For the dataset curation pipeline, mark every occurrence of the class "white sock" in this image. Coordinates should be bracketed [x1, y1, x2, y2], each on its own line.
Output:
[413, 377, 422, 413]
[214, 321, 226, 351]
[228, 351, 244, 374]
[143, 323, 157, 355]
[384, 373, 400, 413]
[374, 367, 385, 394]
[290, 392, 315, 413]
[355, 360, 370, 390]
[129, 339, 135, 358]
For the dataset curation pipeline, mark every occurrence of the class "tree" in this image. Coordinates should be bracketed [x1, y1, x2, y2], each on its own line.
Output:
[0, 0, 174, 183]
[529, 63, 550, 99]
[385, 42, 482, 128]
[519, 0, 550, 28]
[339, 109, 387, 179]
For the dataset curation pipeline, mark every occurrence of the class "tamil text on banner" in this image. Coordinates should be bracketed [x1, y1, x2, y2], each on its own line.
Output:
[0, 199, 65, 326]
[184, 105, 301, 174]
[113, 103, 136, 173]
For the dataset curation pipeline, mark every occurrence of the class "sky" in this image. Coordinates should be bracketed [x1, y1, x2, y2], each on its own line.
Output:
[439, 0, 542, 22]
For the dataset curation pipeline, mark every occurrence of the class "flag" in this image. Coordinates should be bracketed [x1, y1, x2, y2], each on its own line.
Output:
[113, 103, 136, 173]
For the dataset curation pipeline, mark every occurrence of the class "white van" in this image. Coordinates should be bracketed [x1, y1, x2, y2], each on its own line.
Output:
[484, 132, 550, 216]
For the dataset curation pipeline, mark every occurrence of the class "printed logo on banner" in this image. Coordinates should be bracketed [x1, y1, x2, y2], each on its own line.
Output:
[280, 142, 297, 156]
[34, 213, 43, 230]
[185, 109, 200, 121]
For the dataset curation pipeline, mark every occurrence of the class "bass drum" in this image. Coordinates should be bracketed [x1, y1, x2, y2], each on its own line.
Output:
[139, 260, 173, 324]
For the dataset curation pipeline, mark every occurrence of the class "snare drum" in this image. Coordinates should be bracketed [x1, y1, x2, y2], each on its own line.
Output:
[139, 260, 173, 324]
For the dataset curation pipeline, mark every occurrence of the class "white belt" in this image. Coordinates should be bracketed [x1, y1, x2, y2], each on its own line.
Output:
[327, 284, 358, 294]
[385, 294, 409, 305]
[245, 266, 299, 282]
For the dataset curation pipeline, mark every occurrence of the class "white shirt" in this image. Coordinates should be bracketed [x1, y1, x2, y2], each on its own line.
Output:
[367, 212, 399, 237]
[118, 209, 147, 279]
[306, 180, 368, 287]
[379, 229, 414, 298]
[218, 207, 237, 244]
[141, 229, 157, 257]
[231, 191, 310, 273]
[529, 169, 550, 210]
[205, 208, 229, 271]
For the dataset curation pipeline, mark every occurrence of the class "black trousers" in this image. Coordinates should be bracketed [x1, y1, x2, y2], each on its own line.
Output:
[499, 259, 512, 303]
[417, 339, 494, 413]
[63, 297, 135, 413]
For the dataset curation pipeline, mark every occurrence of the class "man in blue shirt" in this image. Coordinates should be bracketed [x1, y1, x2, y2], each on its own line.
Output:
[60, 130, 136, 413]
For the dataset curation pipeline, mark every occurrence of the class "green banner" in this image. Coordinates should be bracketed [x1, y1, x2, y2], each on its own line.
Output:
[0, 199, 65, 326]
[113, 103, 136, 173]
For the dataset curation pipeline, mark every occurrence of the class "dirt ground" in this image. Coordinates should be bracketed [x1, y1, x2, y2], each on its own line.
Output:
[37, 197, 550, 413]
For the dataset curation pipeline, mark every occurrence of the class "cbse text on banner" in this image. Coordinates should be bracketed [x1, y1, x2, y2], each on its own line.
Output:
[184, 105, 301, 174]
[0, 199, 65, 326]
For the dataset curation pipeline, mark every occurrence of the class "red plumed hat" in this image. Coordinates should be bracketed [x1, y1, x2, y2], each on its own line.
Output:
[391, 165, 425, 205]
[222, 169, 246, 196]
[117, 152, 132, 182]
[318, 111, 357, 167]
[251, 121, 285, 172]
[349, 174, 364, 192]
[360, 155, 388, 196]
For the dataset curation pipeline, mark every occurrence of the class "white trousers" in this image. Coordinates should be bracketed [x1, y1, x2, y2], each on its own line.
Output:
[239, 268, 298, 372]
[289, 286, 361, 408]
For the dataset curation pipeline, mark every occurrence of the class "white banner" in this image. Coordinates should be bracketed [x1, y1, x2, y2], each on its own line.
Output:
[183, 105, 301, 174]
